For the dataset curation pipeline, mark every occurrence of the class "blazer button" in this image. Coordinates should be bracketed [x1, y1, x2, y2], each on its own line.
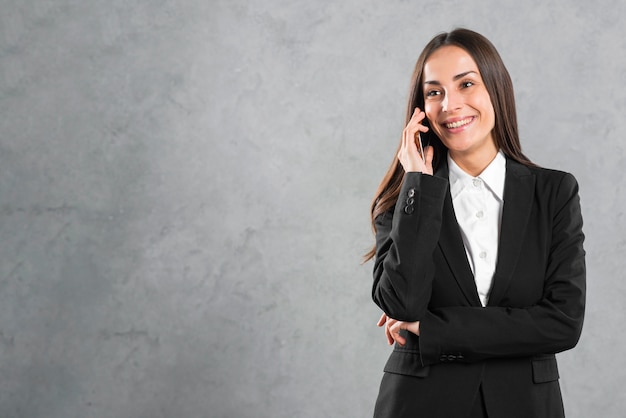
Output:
[404, 205, 414, 215]
[407, 189, 415, 198]
[406, 197, 415, 206]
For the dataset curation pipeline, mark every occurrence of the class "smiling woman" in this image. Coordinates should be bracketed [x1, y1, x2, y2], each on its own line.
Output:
[423, 46, 497, 175]
[365, 29, 585, 418]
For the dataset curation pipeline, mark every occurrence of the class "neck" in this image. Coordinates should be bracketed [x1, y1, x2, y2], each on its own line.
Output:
[449, 147, 499, 177]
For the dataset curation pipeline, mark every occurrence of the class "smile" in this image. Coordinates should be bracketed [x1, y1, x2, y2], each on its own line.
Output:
[445, 117, 475, 129]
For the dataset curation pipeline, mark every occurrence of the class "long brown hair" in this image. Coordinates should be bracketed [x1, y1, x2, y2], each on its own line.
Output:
[364, 28, 534, 262]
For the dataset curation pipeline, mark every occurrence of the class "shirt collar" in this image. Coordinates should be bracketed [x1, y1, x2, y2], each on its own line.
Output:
[448, 150, 506, 201]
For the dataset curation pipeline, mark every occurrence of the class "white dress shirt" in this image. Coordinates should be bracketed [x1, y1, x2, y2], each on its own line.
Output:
[448, 151, 506, 307]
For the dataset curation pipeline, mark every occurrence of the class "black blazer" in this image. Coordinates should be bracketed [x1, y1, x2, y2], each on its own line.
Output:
[372, 158, 585, 418]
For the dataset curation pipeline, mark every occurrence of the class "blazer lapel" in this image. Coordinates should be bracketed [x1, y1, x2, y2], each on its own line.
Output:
[487, 159, 536, 306]
[434, 161, 483, 307]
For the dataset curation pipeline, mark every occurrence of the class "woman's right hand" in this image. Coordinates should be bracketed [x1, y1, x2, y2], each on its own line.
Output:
[398, 108, 434, 175]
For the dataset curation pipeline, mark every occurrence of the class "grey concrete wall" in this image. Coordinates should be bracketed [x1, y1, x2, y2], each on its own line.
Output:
[0, 0, 623, 417]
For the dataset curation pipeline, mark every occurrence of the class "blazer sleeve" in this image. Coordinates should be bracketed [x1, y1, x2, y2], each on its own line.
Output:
[372, 172, 449, 321]
[418, 172, 586, 365]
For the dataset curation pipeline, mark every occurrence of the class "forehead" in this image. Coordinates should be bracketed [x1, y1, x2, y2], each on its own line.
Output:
[423, 45, 480, 81]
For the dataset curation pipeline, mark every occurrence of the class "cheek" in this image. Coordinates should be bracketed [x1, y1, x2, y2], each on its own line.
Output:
[424, 102, 436, 117]
[483, 102, 496, 128]
[424, 105, 438, 130]
[477, 94, 496, 123]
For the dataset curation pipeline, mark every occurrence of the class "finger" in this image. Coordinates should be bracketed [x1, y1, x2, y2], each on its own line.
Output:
[425, 145, 434, 165]
[411, 107, 424, 120]
[400, 130, 415, 163]
[399, 129, 407, 158]
[390, 324, 406, 346]
[409, 109, 427, 126]
[385, 326, 394, 345]
[389, 322, 399, 336]
[400, 118, 427, 172]
[385, 317, 397, 344]
[406, 114, 429, 146]
[378, 314, 394, 345]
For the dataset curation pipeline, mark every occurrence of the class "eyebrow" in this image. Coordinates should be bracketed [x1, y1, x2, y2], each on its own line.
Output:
[423, 70, 478, 85]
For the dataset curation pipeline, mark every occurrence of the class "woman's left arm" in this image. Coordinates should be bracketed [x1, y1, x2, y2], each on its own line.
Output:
[391, 172, 586, 364]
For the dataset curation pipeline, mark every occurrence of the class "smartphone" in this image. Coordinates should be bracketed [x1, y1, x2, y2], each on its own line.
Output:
[418, 119, 430, 162]
[416, 133, 427, 162]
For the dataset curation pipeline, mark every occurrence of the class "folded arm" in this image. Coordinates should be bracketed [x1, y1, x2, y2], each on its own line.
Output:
[381, 173, 586, 365]
[372, 172, 448, 321]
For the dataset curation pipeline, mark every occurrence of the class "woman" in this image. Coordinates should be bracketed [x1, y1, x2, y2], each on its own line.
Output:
[366, 29, 585, 418]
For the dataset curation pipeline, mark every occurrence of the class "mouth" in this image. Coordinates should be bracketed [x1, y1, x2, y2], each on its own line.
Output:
[443, 116, 475, 130]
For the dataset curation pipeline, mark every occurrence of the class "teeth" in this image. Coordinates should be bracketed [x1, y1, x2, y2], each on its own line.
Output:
[446, 118, 473, 129]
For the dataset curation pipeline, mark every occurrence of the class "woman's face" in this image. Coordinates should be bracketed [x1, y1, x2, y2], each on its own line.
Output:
[422, 45, 496, 161]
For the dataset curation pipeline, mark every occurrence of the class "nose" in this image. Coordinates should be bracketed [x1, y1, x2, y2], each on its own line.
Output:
[441, 93, 449, 112]
[441, 88, 461, 113]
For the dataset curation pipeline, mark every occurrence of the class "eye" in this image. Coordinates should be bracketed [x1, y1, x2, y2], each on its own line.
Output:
[425, 89, 442, 99]
[460, 81, 474, 88]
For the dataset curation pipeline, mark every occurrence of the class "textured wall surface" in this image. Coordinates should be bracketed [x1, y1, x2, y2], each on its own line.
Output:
[1, 0, 624, 417]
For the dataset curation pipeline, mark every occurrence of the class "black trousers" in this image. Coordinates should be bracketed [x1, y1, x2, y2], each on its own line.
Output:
[469, 384, 488, 418]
